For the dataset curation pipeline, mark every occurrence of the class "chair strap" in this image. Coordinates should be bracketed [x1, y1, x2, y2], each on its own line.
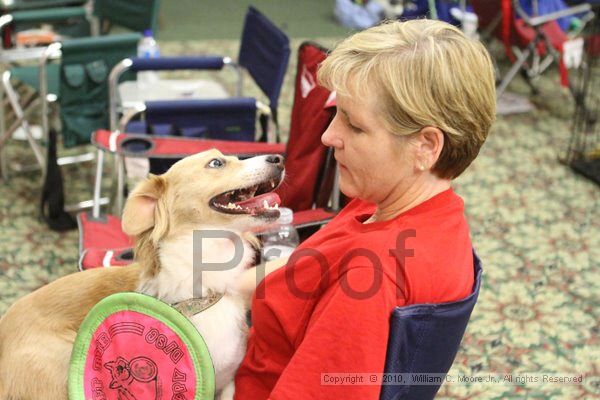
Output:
[257, 107, 281, 143]
[40, 128, 77, 231]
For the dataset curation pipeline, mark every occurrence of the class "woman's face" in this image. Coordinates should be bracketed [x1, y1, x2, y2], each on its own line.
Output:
[321, 93, 420, 204]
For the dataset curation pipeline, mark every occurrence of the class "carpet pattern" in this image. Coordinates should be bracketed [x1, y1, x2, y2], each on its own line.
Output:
[0, 38, 598, 399]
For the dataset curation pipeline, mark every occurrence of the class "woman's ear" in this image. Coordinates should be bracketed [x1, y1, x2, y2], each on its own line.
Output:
[415, 126, 444, 170]
[122, 174, 167, 236]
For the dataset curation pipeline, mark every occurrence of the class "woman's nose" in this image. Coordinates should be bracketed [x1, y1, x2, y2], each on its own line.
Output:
[321, 122, 344, 149]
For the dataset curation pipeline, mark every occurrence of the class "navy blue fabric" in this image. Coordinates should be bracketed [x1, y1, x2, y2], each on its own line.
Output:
[145, 98, 256, 140]
[379, 250, 482, 400]
[401, 1, 460, 24]
[140, 98, 257, 174]
[129, 56, 225, 72]
[238, 6, 291, 109]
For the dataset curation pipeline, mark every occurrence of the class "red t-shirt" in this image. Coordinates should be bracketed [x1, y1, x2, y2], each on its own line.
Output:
[234, 188, 474, 399]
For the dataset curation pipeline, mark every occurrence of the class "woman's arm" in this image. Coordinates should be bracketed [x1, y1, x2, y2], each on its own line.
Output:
[237, 256, 289, 308]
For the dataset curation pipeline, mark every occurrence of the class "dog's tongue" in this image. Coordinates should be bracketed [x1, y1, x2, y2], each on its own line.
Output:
[235, 192, 281, 209]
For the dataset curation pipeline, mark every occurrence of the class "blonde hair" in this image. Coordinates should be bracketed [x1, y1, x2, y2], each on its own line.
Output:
[318, 19, 496, 179]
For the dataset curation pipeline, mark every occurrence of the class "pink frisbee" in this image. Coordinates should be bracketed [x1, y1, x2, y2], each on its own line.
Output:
[69, 292, 215, 400]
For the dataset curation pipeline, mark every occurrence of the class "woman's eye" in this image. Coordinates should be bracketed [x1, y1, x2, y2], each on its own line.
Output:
[207, 159, 225, 168]
[349, 123, 362, 133]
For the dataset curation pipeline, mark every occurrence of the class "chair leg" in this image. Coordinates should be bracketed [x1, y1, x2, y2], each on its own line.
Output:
[1, 71, 46, 173]
[519, 69, 540, 96]
[92, 149, 105, 218]
[115, 155, 125, 216]
[497, 47, 532, 99]
[0, 87, 7, 181]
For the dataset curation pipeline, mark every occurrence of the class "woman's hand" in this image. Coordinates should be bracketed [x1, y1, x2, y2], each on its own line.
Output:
[237, 256, 289, 308]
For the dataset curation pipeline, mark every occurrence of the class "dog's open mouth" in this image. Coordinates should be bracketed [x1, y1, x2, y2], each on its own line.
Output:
[210, 174, 282, 218]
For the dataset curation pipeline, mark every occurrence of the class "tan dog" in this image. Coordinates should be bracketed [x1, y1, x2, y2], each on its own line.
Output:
[0, 149, 284, 400]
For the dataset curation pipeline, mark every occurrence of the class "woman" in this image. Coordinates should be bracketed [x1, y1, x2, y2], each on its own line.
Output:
[235, 19, 496, 399]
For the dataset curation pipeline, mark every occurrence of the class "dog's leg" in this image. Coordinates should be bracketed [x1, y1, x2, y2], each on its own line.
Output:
[218, 381, 236, 400]
[0, 334, 72, 400]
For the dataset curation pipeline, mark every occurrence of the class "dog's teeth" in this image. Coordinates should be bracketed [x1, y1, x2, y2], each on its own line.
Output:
[270, 179, 275, 188]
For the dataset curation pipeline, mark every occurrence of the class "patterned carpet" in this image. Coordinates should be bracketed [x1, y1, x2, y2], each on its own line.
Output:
[0, 38, 598, 399]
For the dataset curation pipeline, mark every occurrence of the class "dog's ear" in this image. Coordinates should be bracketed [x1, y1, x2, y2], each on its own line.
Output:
[122, 174, 167, 238]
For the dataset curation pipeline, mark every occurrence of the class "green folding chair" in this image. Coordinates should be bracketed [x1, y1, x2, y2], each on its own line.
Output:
[0, 0, 159, 42]
[0, 0, 159, 179]
[1, 34, 138, 229]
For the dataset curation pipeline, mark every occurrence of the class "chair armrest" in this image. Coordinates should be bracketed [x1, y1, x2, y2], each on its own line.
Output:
[129, 56, 231, 72]
[0, 7, 87, 35]
[513, 0, 592, 27]
[11, 7, 87, 24]
[92, 129, 286, 158]
[1, 0, 86, 12]
[291, 208, 336, 229]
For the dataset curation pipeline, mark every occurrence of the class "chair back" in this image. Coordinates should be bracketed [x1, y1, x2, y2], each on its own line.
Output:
[94, 0, 160, 34]
[400, 0, 458, 23]
[470, 0, 501, 27]
[379, 250, 483, 400]
[238, 6, 290, 111]
[59, 33, 139, 147]
[143, 98, 257, 174]
[274, 41, 336, 212]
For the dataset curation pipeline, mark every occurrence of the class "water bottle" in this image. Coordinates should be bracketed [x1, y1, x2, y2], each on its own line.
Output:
[261, 207, 300, 262]
[137, 29, 160, 88]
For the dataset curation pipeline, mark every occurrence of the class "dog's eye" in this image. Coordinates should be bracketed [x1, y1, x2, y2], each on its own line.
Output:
[207, 158, 225, 169]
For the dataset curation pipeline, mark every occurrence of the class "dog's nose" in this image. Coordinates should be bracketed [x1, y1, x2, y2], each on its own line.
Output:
[266, 155, 284, 170]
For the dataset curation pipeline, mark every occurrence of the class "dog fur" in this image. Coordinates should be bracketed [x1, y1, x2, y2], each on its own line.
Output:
[0, 150, 284, 400]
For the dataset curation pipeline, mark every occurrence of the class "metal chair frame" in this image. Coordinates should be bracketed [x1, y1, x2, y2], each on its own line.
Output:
[496, 0, 593, 98]
[94, 57, 272, 217]
[0, 0, 159, 180]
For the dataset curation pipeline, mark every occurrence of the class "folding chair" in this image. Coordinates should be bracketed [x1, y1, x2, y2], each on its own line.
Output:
[0, 0, 160, 178]
[77, 41, 337, 270]
[0, 34, 138, 231]
[471, 0, 593, 98]
[112, 6, 291, 147]
[379, 249, 482, 400]
[104, 56, 274, 201]
[1, 33, 139, 159]
[0, 0, 159, 44]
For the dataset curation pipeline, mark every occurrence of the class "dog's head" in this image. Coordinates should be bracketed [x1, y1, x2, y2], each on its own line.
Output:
[121, 150, 284, 283]
[122, 149, 285, 242]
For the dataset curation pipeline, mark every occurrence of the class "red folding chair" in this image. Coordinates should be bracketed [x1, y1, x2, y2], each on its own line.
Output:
[471, 0, 593, 98]
[77, 41, 338, 270]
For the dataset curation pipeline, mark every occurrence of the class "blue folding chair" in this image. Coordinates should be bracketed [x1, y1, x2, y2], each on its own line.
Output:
[105, 53, 277, 213]
[380, 250, 482, 400]
[109, 6, 290, 144]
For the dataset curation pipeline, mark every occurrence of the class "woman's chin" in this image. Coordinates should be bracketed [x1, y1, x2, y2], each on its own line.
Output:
[338, 182, 359, 200]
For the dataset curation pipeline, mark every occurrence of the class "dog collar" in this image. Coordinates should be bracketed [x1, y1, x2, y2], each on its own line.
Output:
[171, 291, 224, 317]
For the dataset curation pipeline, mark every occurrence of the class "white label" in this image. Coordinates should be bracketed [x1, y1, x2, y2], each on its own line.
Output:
[262, 245, 295, 262]
[563, 38, 584, 69]
[300, 65, 316, 98]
